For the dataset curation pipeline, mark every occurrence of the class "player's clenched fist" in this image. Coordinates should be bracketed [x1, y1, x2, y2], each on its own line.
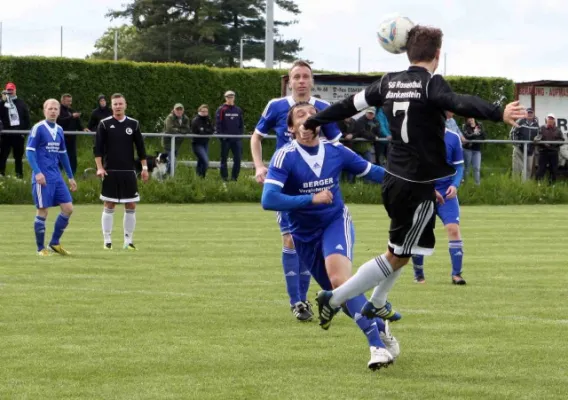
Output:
[255, 166, 268, 184]
[312, 189, 333, 205]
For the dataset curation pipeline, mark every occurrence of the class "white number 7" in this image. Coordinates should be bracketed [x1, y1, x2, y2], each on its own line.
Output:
[393, 101, 410, 143]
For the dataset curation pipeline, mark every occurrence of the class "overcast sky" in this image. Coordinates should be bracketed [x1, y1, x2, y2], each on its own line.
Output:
[1, 0, 567, 82]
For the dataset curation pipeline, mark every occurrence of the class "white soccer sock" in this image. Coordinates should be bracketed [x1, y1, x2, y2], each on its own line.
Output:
[329, 254, 393, 308]
[370, 261, 402, 308]
[102, 207, 114, 244]
[123, 209, 136, 244]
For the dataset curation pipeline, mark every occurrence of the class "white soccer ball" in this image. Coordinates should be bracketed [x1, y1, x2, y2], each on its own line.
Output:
[377, 16, 415, 54]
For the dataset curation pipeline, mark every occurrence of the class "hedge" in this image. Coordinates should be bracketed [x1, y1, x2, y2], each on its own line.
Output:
[0, 56, 515, 168]
[2, 165, 568, 205]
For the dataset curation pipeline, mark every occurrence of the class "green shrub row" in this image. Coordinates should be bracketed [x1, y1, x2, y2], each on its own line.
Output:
[0, 56, 515, 166]
[2, 165, 567, 206]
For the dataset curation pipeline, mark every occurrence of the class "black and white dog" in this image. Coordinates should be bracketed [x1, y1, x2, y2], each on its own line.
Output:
[135, 152, 169, 181]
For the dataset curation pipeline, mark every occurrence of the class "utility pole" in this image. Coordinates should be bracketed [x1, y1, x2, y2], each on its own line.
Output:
[358, 47, 361, 73]
[240, 38, 244, 68]
[60, 26, 63, 57]
[114, 29, 118, 61]
[0, 22, 3, 56]
[444, 52, 447, 76]
[265, 0, 274, 68]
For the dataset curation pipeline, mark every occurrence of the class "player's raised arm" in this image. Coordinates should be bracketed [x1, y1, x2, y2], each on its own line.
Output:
[428, 75, 525, 126]
[304, 82, 384, 132]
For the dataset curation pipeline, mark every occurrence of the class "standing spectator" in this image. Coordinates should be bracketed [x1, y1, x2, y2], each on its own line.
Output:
[191, 104, 214, 178]
[510, 107, 539, 178]
[374, 106, 391, 166]
[462, 117, 486, 185]
[216, 90, 244, 181]
[0, 82, 31, 179]
[88, 94, 112, 131]
[163, 103, 191, 174]
[57, 94, 85, 176]
[445, 111, 465, 143]
[337, 117, 357, 150]
[354, 108, 379, 163]
[535, 114, 564, 185]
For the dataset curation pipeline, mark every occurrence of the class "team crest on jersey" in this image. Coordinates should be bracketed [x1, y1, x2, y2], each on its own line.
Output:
[126, 127, 133, 135]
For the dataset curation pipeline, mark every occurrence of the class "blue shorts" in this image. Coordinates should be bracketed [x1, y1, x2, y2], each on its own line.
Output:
[276, 211, 292, 235]
[32, 179, 72, 209]
[293, 208, 355, 291]
[436, 191, 460, 225]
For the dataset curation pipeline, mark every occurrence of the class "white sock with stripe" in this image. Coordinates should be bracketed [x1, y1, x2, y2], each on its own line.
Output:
[102, 207, 114, 244]
[124, 209, 136, 244]
[329, 254, 393, 308]
[370, 259, 402, 307]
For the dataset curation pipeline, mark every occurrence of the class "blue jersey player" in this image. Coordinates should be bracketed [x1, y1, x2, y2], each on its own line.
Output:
[261, 102, 399, 370]
[412, 129, 466, 284]
[251, 60, 342, 322]
[26, 99, 77, 256]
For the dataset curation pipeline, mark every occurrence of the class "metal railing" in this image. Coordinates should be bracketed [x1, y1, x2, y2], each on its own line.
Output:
[1, 130, 565, 181]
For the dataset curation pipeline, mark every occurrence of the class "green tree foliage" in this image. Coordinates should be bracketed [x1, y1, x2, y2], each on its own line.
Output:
[87, 25, 140, 61]
[91, 0, 302, 67]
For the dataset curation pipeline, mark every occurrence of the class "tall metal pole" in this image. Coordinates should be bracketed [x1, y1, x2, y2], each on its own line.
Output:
[265, 0, 274, 68]
[358, 47, 361, 73]
[0, 22, 3, 56]
[60, 26, 63, 57]
[240, 38, 244, 68]
[114, 29, 118, 61]
[444, 52, 447, 76]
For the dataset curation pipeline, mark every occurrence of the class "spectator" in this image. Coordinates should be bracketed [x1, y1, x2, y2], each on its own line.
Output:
[445, 111, 465, 143]
[510, 107, 539, 178]
[354, 108, 379, 163]
[462, 117, 486, 185]
[0, 82, 31, 179]
[337, 117, 357, 150]
[191, 104, 213, 178]
[216, 90, 244, 182]
[57, 93, 85, 176]
[535, 114, 564, 185]
[88, 94, 112, 131]
[163, 103, 191, 173]
[374, 106, 391, 166]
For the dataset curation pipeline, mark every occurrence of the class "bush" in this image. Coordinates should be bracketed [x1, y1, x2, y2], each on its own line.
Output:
[3, 165, 568, 205]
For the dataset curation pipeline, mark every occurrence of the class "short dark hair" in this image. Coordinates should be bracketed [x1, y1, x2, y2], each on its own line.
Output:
[111, 93, 125, 100]
[198, 104, 209, 112]
[406, 25, 443, 64]
[61, 93, 72, 100]
[288, 59, 312, 76]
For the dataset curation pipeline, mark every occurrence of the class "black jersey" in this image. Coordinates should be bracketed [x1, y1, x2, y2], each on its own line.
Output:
[304, 66, 504, 182]
[94, 116, 147, 170]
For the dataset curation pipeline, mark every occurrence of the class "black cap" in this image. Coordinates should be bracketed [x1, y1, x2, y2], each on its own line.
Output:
[527, 107, 534, 113]
[98, 94, 106, 101]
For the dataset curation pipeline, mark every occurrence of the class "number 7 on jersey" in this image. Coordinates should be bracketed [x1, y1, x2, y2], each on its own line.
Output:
[393, 101, 410, 143]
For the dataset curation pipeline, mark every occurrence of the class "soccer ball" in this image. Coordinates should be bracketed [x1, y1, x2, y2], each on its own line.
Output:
[377, 16, 415, 54]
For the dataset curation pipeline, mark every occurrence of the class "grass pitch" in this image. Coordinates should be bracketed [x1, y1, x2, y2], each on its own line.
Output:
[1, 204, 567, 400]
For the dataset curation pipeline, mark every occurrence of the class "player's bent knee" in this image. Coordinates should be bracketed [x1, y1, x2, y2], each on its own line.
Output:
[445, 223, 461, 240]
[60, 203, 73, 216]
[385, 250, 410, 270]
[36, 208, 48, 218]
[125, 202, 136, 210]
[325, 254, 352, 288]
[282, 234, 294, 249]
[104, 201, 116, 209]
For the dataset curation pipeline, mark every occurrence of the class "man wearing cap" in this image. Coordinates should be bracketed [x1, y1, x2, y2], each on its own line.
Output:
[163, 103, 191, 173]
[57, 93, 87, 176]
[510, 107, 539, 179]
[535, 113, 564, 184]
[216, 90, 244, 181]
[0, 82, 31, 179]
[354, 107, 381, 164]
[88, 94, 112, 132]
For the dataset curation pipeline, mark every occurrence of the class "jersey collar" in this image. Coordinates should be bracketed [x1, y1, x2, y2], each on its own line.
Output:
[292, 140, 325, 178]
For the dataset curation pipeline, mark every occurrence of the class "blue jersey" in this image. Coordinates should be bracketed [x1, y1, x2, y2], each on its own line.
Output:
[255, 96, 342, 150]
[435, 130, 464, 190]
[266, 140, 372, 241]
[26, 121, 67, 184]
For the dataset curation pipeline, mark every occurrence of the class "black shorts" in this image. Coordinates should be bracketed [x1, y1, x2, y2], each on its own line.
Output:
[382, 173, 436, 258]
[100, 170, 140, 203]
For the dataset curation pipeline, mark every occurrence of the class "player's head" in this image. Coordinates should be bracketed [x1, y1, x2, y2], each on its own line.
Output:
[288, 60, 314, 97]
[43, 99, 60, 122]
[406, 25, 443, 71]
[60, 93, 72, 107]
[111, 93, 127, 117]
[287, 102, 320, 143]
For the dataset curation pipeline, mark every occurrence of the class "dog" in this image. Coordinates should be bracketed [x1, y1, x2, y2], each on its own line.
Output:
[135, 152, 169, 181]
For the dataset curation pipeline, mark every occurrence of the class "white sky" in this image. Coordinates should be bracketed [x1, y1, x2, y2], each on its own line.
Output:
[1, 0, 567, 82]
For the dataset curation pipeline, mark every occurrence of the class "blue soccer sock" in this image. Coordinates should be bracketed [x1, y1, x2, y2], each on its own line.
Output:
[412, 255, 424, 277]
[34, 216, 46, 251]
[345, 295, 385, 348]
[299, 267, 311, 303]
[50, 213, 70, 246]
[449, 240, 464, 276]
[282, 247, 301, 305]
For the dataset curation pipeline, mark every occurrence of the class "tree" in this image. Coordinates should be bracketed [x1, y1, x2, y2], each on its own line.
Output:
[87, 25, 141, 61]
[89, 0, 302, 67]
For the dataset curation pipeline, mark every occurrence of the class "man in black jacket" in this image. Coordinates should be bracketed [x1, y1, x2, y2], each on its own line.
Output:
[57, 93, 85, 176]
[0, 82, 31, 179]
[216, 90, 244, 181]
[88, 95, 112, 131]
[510, 107, 539, 178]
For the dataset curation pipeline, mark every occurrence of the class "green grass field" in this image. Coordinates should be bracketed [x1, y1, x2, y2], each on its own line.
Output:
[1, 204, 567, 400]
